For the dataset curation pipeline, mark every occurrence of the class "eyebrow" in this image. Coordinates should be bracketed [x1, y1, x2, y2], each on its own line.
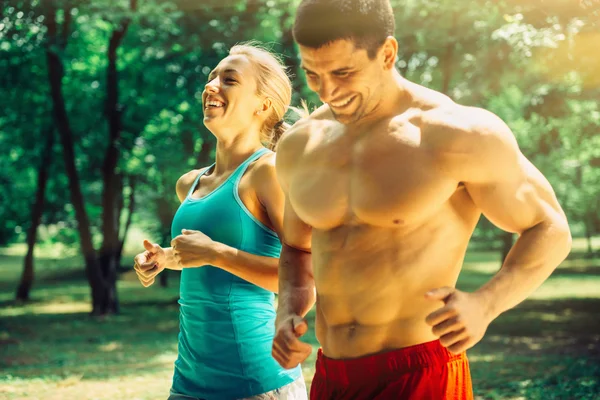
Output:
[331, 67, 352, 74]
[300, 65, 352, 75]
[208, 68, 241, 79]
[300, 65, 315, 74]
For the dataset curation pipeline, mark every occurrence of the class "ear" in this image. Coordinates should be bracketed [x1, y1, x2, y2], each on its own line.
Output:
[260, 97, 272, 114]
[381, 36, 398, 70]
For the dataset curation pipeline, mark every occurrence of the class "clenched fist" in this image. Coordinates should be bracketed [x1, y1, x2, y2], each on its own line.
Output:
[133, 240, 167, 287]
[272, 314, 312, 369]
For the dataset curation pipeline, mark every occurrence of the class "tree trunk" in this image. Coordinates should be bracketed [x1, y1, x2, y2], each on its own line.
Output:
[44, 5, 108, 315]
[96, 0, 137, 314]
[118, 176, 136, 258]
[158, 228, 173, 288]
[160, 268, 169, 288]
[16, 126, 55, 301]
[585, 220, 593, 255]
[500, 231, 514, 263]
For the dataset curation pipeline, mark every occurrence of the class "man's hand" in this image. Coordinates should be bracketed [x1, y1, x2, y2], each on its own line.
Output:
[171, 229, 216, 267]
[425, 287, 491, 354]
[134, 240, 166, 287]
[272, 314, 312, 369]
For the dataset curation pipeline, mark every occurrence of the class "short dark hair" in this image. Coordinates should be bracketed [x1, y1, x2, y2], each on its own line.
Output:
[293, 0, 395, 59]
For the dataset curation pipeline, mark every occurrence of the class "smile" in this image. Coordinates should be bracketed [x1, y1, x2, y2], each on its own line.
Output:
[330, 95, 355, 108]
[205, 99, 226, 109]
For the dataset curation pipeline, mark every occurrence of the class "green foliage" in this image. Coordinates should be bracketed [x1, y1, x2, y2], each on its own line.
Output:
[1, 0, 599, 250]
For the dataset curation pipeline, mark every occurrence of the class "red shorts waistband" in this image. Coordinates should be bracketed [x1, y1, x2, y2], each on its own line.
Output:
[315, 340, 466, 383]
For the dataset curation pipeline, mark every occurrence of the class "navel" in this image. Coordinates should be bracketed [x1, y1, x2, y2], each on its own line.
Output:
[347, 321, 358, 339]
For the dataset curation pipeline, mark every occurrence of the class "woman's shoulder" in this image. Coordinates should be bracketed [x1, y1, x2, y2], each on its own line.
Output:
[249, 151, 276, 180]
[246, 151, 280, 197]
[175, 167, 210, 202]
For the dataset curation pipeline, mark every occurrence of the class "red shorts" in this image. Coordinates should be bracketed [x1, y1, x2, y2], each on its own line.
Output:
[310, 340, 473, 400]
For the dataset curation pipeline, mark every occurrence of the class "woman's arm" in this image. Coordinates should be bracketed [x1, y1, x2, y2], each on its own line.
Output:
[171, 153, 286, 293]
[170, 229, 281, 292]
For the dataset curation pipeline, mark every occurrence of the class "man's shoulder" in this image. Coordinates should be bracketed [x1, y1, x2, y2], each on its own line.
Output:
[279, 107, 336, 157]
[419, 104, 516, 155]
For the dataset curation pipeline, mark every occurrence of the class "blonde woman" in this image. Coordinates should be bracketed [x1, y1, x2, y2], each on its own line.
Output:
[134, 43, 307, 400]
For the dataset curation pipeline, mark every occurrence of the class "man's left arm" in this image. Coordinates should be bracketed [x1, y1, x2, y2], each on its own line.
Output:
[426, 108, 572, 353]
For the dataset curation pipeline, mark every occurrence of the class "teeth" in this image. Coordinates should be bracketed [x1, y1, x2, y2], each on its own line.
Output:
[206, 100, 225, 108]
[330, 96, 353, 108]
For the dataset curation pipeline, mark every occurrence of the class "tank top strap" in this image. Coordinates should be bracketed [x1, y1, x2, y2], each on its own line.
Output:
[229, 147, 271, 183]
[186, 165, 213, 198]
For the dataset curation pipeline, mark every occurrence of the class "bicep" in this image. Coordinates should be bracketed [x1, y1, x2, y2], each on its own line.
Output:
[282, 195, 312, 252]
[274, 125, 312, 251]
[466, 154, 566, 234]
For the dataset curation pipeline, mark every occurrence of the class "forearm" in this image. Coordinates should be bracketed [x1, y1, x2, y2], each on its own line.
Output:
[210, 242, 280, 292]
[476, 219, 572, 321]
[276, 243, 315, 321]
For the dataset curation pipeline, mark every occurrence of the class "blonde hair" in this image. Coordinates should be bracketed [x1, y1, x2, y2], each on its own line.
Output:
[229, 42, 292, 151]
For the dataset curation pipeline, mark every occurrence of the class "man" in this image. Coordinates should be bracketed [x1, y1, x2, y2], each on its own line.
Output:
[271, 0, 572, 399]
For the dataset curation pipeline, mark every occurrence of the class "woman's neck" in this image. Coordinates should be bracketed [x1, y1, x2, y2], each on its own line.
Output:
[212, 131, 263, 175]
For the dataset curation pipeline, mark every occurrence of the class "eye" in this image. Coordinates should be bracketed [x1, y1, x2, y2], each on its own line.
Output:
[334, 71, 351, 78]
[224, 78, 237, 83]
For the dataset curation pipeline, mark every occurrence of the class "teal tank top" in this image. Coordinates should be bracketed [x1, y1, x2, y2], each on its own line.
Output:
[170, 148, 301, 399]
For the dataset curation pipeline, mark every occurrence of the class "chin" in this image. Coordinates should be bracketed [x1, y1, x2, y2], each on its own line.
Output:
[203, 116, 221, 130]
[203, 114, 220, 123]
[332, 111, 362, 125]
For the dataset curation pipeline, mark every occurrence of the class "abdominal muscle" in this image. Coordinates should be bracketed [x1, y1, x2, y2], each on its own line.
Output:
[311, 210, 476, 359]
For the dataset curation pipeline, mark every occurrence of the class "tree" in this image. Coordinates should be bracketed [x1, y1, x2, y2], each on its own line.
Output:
[44, 1, 113, 314]
[16, 126, 54, 301]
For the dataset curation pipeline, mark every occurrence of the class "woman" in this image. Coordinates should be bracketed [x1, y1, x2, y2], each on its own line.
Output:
[133, 43, 306, 400]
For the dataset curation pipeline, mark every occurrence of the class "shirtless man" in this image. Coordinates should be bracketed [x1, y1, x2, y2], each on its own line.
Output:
[270, 0, 572, 399]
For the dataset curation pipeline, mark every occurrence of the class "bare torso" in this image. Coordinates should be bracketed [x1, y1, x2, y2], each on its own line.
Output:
[287, 90, 482, 358]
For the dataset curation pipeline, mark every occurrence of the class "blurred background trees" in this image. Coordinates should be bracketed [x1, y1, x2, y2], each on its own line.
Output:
[1, 0, 599, 313]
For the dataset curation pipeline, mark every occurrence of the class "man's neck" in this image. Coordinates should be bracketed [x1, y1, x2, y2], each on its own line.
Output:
[350, 71, 412, 129]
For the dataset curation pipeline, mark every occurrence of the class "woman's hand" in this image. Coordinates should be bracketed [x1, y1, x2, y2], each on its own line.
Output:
[133, 240, 167, 287]
[171, 229, 218, 267]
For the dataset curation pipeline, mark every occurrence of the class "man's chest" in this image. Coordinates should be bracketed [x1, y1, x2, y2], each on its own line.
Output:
[288, 127, 459, 229]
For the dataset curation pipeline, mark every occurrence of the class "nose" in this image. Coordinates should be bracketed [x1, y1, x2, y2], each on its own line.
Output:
[205, 77, 220, 94]
[317, 78, 334, 103]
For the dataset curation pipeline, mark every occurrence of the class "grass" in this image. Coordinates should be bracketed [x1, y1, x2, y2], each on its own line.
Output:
[1, 238, 599, 399]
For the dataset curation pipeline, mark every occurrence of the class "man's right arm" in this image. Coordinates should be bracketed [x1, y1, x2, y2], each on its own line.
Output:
[274, 122, 315, 321]
[272, 124, 315, 369]
[277, 196, 315, 322]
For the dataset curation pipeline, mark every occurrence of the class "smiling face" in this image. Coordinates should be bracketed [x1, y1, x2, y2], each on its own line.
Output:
[202, 55, 264, 135]
[299, 39, 391, 125]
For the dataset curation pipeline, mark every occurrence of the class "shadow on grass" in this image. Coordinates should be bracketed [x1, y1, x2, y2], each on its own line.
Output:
[1, 300, 181, 380]
[551, 263, 600, 278]
[1, 253, 599, 399]
[453, 263, 600, 399]
[467, 296, 600, 399]
[0, 274, 183, 384]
